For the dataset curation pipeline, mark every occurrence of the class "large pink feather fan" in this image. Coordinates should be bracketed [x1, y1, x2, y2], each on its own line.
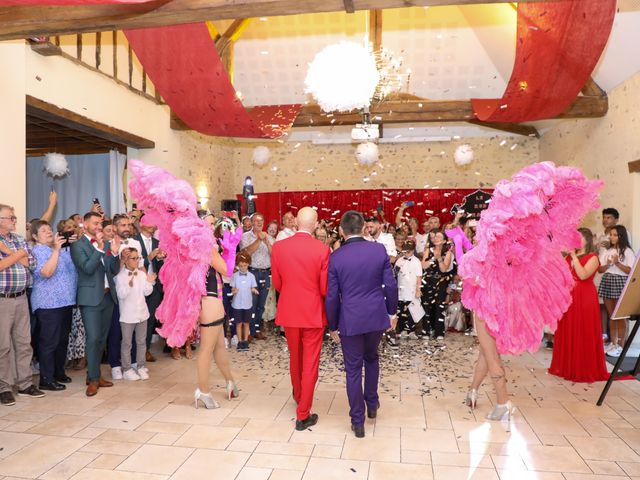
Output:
[459, 162, 602, 355]
[128, 159, 215, 347]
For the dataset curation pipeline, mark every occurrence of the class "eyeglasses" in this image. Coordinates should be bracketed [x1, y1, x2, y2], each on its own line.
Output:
[128, 257, 140, 260]
[0, 216, 17, 222]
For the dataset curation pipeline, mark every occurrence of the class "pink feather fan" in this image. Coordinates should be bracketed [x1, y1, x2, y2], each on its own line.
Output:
[459, 162, 603, 355]
[128, 159, 215, 347]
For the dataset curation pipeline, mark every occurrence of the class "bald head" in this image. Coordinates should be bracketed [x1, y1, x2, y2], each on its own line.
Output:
[297, 207, 318, 233]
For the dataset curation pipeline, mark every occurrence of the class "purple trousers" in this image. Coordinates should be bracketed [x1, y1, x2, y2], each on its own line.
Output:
[340, 330, 384, 427]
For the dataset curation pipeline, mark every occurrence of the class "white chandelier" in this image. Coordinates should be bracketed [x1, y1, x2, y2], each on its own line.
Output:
[305, 41, 411, 113]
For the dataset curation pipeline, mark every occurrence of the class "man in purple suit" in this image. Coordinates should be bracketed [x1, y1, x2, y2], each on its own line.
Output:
[326, 211, 398, 438]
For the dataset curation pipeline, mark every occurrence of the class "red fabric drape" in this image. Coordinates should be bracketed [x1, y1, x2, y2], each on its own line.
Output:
[125, 24, 300, 139]
[237, 188, 489, 227]
[472, 0, 616, 122]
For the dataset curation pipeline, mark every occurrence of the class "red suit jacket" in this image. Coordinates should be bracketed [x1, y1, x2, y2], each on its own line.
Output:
[272, 231, 330, 328]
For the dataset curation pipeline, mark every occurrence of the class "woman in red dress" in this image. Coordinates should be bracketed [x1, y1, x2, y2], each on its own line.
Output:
[549, 228, 609, 383]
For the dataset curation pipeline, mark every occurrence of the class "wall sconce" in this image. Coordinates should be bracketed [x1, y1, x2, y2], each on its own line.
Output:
[196, 184, 209, 207]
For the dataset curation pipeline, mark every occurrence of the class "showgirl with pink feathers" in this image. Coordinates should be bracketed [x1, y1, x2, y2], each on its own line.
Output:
[128, 160, 243, 409]
[459, 162, 602, 422]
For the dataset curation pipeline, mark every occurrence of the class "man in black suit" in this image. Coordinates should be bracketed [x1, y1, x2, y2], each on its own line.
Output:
[136, 223, 164, 362]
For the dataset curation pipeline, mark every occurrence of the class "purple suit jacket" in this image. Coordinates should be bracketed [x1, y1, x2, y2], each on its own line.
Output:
[326, 237, 398, 336]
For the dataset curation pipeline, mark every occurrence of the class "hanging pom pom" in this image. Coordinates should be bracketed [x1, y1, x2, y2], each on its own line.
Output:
[43, 153, 70, 178]
[454, 144, 474, 166]
[252, 146, 271, 166]
[355, 142, 379, 166]
[305, 41, 379, 113]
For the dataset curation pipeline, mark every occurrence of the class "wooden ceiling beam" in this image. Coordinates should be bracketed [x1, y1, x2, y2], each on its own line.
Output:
[629, 159, 640, 174]
[468, 120, 540, 138]
[0, 0, 558, 41]
[26, 95, 155, 149]
[581, 77, 607, 97]
[369, 9, 382, 52]
[292, 95, 608, 127]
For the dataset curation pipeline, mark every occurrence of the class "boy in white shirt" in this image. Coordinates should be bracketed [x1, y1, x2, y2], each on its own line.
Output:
[115, 248, 156, 380]
[388, 240, 423, 347]
[231, 252, 259, 351]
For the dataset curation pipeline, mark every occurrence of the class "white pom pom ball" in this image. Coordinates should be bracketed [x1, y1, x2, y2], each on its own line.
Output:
[43, 153, 70, 178]
[305, 41, 380, 113]
[252, 146, 270, 166]
[355, 142, 379, 166]
[454, 144, 474, 166]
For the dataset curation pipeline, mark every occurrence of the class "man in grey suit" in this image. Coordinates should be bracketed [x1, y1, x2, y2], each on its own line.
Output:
[71, 212, 121, 397]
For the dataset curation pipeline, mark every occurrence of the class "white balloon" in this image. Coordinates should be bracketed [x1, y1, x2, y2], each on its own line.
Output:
[355, 142, 379, 166]
[454, 144, 474, 166]
[305, 42, 380, 113]
[252, 146, 270, 166]
[43, 153, 70, 178]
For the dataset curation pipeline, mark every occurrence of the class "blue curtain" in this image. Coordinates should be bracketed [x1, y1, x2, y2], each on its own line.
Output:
[27, 153, 112, 227]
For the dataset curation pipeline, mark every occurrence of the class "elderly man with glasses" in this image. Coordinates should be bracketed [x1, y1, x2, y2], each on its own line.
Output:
[0, 204, 46, 406]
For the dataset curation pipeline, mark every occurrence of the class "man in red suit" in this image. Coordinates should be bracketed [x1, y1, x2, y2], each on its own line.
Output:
[272, 207, 330, 431]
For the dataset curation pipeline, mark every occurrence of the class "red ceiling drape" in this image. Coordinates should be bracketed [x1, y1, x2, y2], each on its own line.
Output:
[125, 23, 301, 139]
[472, 0, 616, 122]
[237, 188, 490, 227]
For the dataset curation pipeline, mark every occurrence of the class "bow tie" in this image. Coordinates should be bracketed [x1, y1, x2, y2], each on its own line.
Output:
[122, 240, 129, 244]
[128, 270, 138, 286]
[239, 273, 248, 276]
[90, 238, 97, 244]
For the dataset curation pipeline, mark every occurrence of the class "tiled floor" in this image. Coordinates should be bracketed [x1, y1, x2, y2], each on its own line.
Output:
[1, 333, 640, 480]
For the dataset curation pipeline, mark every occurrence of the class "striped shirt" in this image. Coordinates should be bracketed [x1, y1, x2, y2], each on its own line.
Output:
[0, 232, 36, 294]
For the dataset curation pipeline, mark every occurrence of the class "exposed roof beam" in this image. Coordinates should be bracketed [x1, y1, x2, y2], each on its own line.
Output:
[27, 95, 155, 149]
[581, 77, 607, 97]
[368, 9, 382, 52]
[0, 0, 558, 41]
[629, 159, 640, 174]
[292, 95, 608, 127]
[468, 120, 539, 138]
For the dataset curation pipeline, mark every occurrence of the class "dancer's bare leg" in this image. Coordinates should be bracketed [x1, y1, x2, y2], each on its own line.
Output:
[471, 349, 489, 391]
[197, 297, 225, 392]
[212, 325, 234, 382]
[476, 318, 508, 405]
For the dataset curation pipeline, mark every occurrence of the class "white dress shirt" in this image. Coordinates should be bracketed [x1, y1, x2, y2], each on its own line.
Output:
[115, 267, 154, 323]
[140, 233, 154, 273]
[395, 255, 423, 302]
[368, 232, 397, 258]
[276, 227, 296, 242]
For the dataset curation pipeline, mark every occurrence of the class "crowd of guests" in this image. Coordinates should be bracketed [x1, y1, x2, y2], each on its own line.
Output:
[0, 191, 636, 407]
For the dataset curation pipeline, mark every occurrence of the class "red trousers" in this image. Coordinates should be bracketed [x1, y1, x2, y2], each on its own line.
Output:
[284, 326, 324, 420]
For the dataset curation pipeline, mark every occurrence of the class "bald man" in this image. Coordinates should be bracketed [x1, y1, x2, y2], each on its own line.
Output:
[272, 207, 330, 431]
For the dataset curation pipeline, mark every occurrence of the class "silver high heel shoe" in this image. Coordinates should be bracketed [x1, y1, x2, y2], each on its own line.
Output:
[465, 389, 478, 410]
[486, 401, 514, 423]
[227, 380, 239, 400]
[194, 388, 220, 409]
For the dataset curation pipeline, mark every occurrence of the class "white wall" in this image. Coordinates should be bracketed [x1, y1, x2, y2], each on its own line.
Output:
[0, 41, 27, 234]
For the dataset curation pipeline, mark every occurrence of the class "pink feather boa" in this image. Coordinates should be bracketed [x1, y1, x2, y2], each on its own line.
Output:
[128, 159, 215, 347]
[459, 161, 602, 355]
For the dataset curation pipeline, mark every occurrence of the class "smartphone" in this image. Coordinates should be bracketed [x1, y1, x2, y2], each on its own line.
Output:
[376, 204, 383, 213]
[60, 231, 73, 249]
[132, 202, 137, 210]
[93, 198, 100, 205]
[405, 201, 415, 207]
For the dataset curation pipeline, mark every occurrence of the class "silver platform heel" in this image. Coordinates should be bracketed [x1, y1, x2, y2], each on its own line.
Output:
[465, 389, 478, 410]
[194, 388, 220, 409]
